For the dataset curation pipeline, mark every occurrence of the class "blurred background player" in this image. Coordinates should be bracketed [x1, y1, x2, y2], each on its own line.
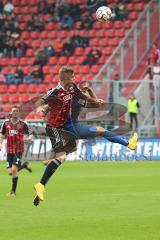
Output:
[0, 106, 33, 197]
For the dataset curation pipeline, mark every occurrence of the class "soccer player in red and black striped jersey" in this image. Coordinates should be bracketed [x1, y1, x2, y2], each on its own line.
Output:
[33, 66, 101, 206]
[0, 106, 33, 196]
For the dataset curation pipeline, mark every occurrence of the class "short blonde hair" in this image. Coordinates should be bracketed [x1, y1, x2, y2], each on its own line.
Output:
[59, 66, 74, 82]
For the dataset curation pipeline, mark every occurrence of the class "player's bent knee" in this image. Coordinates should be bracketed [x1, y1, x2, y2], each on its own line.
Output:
[55, 152, 66, 163]
[95, 127, 105, 136]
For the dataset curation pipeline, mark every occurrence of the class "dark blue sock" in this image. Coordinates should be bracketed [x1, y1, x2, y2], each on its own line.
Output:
[103, 131, 128, 146]
[40, 159, 61, 185]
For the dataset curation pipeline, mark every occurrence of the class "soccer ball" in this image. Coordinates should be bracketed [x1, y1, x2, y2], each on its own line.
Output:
[96, 6, 112, 22]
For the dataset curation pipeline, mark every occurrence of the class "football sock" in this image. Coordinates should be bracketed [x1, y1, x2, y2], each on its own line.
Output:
[103, 131, 128, 146]
[12, 176, 18, 193]
[40, 159, 61, 186]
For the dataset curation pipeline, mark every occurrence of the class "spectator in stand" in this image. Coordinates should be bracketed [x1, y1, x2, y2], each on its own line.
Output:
[111, 3, 119, 21]
[11, 21, 21, 39]
[34, 49, 48, 66]
[60, 13, 73, 30]
[26, 15, 36, 31]
[30, 65, 44, 83]
[4, 38, 16, 57]
[58, 1, 69, 20]
[38, 0, 50, 14]
[86, 0, 106, 13]
[53, 37, 64, 56]
[82, 48, 102, 66]
[14, 66, 24, 84]
[69, 2, 81, 22]
[5, 69, 16, 84]
[34, 15, 45, 31]
[81, 12, 94, 30]
[3, 1, 14, 15]
[117, 3, 128, 21]
[0, 32, 6, 56]
[44, 41, 55, 57]
[24, 65, 44, 84]
[151, 43, 160, 64]
[16, 40, 29, 57]
[62, 38, 75, 56]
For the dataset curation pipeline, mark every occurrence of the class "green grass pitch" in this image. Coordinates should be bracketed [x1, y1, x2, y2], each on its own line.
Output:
[0, 161, 160, 240]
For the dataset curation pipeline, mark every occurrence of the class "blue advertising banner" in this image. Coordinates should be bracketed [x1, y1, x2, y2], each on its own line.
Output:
[76, 138, 160, 161]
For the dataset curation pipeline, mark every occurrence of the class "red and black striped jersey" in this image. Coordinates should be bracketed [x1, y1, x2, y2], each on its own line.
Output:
[1, 119, 30, 153]
[42, 83, 80, 127]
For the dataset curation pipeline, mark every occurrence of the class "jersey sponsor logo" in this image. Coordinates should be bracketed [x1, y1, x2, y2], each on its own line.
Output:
[9, 130, 18, 135]
[62, 94, 72, 101]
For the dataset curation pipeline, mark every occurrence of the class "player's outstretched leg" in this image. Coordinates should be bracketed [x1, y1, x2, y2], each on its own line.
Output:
[18, 161, 32, 173]
[102, 131, 138, 150]
[33, 157, 62, 206]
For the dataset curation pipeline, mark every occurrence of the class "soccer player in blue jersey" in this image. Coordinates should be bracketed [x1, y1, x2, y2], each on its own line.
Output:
[64, 81, 138, 150]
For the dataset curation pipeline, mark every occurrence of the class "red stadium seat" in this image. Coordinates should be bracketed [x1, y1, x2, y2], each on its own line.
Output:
[110, 38, 119, 47]
[21, 31, 30, 40]
[104, 21, 113, 29]
[93, 21, 103, 29]
[29, 57, 36, 65]
[38, 84, 47, 93]
[59, 30, 68, 38]
[0, 85, 8, 93]
[88, 30, 96, 38]
[52, 66, 59, 74]
[81, 65, 90, 74]
[10, 58, 19, 66]
[32, 40, 41, 49]
[20, 23, 27, 30]
[44, 75, 53, 83]
[26, 49, 34, 57]
[31, 6, 38, 14]
[127, 3, 134, 11]
[1, 95, 10, 103]
[46, 22, 56, 31]
[31, 32, 39, 40]
[77, 56, 86, 64]
[135, 3, 145, 11]
[74, 21, 81, 29]
[75, 74, 83, 82]
[58, 56, 68, 65]
[40, 31, 48, 39]
[22, 6, 30, 14]
[124, 20, 132, 29]
[90, 38, 99, 46]
[20, 93, 30, 103]
[1, 58, 9, 66]
[14, 6, 21, 14]
[11, 94, 20, 103]
[49, 57, 58, 65]
[8, 85, 17, 93]
[18, 84, 27, 93]
[103, 47, 112, 56]
[106, 29, 116, 38]
[129, 12, 139, 20]
[97, 29, 106, 38]
[48, 31, 58, 39]
[73, 65, 79, 74]
[74, 48, 84, 56]
[68, 56, 76, 65]
[27, 84, 38, 93]
[100, 39, 109, 47]
[23, 66, 31, 74]
[91, 65, 99, 74]
[2, 67, 10, 74]
[21, 0, 28, 5]
[42, 66, 50, 75]
[12, 0, 20, 6]
[114, 21, 123, 29]
[85, 74, 93, 81]
[3, 105, 11, 113]
[98, 56, 107, 64]
[116, 29, 126, 38]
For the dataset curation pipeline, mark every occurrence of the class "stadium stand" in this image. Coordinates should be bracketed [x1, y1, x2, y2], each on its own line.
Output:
[0, 0, 150, 119]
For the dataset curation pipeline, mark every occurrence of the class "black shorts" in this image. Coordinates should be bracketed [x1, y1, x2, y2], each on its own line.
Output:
[46, 126, 76, 154]
[6, 153, 22, 169]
